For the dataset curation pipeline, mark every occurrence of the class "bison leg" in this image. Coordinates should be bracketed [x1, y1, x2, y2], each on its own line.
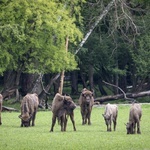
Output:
[64, 115, 67, 132]
[21, 120, 24, 127]
[113, 119, 117, 131]
[60, 115, 65, 132]
[70, 113, 76, 131]
[137, 121, 141, 134]
[107, 123, 112, 132]
[87, 112, 91, 125]
[81, 110, 85, 125]
[50, 115, 56, 132]
[0, 115, 2, 125]
[107, 125, 111, 131]
[132, 123, 136, 134]
[31, 112, 36, 126]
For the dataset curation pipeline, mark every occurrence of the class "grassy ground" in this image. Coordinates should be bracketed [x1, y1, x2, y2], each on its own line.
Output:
[0, 104, 150, 150]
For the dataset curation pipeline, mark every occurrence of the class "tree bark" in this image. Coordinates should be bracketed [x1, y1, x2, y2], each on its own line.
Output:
[58, 36, 68, 94]
[58, 71, 65, 95]
[71, 71, 78, 94]
[2, 71, 21, 99]
[88, 65, 94, 91]
[75, 0, 116, 54]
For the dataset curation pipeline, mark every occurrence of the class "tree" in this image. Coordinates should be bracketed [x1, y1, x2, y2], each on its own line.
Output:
[0, 0, 83, 98]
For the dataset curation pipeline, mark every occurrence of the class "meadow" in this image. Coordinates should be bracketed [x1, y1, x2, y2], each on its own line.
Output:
[0, 104, 150, 150]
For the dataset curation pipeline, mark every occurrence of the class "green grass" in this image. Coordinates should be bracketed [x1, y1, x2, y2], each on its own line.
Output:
[0, 104, 150, 150]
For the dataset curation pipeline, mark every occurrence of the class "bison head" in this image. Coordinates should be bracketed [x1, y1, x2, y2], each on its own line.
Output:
[18, 113, 32, 127]
[63, 97, 76, 112]
[126, 122, 134, 134]
[82, 91, 93, 104]
[102, 114, 112, 126]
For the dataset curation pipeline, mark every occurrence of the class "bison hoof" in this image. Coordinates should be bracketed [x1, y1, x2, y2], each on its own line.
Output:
[0, 122, 2, 125]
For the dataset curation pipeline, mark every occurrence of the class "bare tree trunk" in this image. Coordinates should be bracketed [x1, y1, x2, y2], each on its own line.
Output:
[58, 71, 65, 95]
[75, 0, 116, 54]
[89, 65, 94, 91]
[79, 70, 87, 88]
[58, 36, 68, 94]
[71, 71, 78, 94]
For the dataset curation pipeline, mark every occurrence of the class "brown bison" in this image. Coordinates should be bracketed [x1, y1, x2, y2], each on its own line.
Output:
[19, 93, 39, 127]
[102, 103, 118, 131]
[0, 94, 3, 125]
[78, 88, 94, 125]
[126, 103, 142, 134]
[50, 93, 76, 132]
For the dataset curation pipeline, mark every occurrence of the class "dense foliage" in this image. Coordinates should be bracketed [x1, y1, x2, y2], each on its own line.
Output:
[0, 0, 83, 74]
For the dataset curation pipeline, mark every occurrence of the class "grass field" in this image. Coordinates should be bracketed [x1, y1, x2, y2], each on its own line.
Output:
[0, 104, 150, 150]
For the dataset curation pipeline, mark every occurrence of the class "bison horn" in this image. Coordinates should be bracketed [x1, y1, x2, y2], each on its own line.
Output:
[18, 115, 22, 119]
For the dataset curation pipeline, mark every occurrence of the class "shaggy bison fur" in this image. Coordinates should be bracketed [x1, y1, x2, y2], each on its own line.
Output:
[102, 103, 118, 131]
[126, 103, 142, 134]
[78, 88, 94, 125]
[0, 94, 3, 125]
[19, 93, 39, 127]
[50, 93, 76, 132]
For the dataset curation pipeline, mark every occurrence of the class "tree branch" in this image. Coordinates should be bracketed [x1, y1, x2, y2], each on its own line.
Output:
[75, 0, 116, 54]
[102, 80, 136, 102]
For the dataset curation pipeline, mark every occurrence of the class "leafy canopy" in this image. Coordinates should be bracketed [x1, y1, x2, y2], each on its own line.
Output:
[0, 0, 83, 74]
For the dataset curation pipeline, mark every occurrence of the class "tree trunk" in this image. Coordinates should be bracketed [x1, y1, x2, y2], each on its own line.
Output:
[20, 73, 39, 96]
[2, 71, 21, 99]
[58, 71, 65, 95]
[98, 79, 107, 96]
[75, 0, 116, 54]
[79, 70, 87, 89]
[71, 71, 78, 94]
[58, 36, 68, 94]
[88, 65, 94, 91]
[38, 74, 60, 100]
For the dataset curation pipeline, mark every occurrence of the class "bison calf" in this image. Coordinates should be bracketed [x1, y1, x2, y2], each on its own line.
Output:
[0, 94, 3, 125]
[50, 93, 76, 132]
[19, 93, 39, 127]
[126, 103, 142, 134]
[102, 103, 118, 132]
[78, 88, 94, 125]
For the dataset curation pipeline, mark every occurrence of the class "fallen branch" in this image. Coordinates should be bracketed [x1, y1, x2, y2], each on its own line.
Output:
[94, 90, 150, 103]
[2, 106, 18, 112]
[102, 80, 136, 102]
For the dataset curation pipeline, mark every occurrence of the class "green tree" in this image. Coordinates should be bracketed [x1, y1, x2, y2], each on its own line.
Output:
[0, 0, 84, 99]
[0, 0, 83, 74]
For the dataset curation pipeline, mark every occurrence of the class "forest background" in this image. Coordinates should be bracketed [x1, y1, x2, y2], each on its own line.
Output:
[0, 0, 150, 106]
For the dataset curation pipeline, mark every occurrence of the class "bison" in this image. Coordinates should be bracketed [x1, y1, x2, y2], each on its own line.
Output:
[126, 103, 142, 134]
[78, 88, 94, 125]
[50, 93, 76, 132]
[102, 103, 118, 132]
[19, 93, 39, 127]
[0, 94, 3, 125]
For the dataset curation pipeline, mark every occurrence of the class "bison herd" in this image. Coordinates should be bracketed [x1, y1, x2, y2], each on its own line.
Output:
[0, 88, 142, 135]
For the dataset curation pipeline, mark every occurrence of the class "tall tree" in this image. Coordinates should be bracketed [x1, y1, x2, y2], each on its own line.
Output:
[0, 0, 83, 98]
